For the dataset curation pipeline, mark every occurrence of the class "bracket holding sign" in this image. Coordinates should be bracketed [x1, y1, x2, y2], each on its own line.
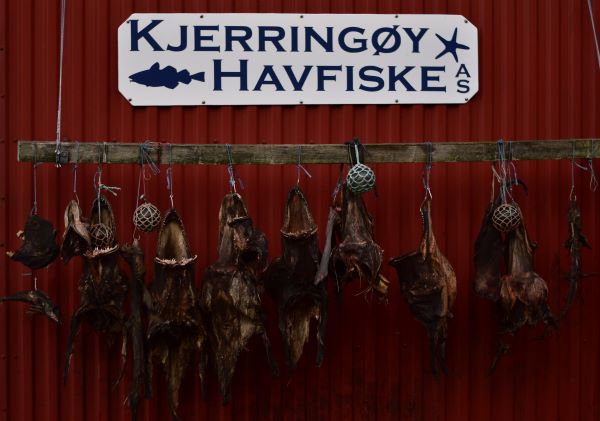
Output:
[118, 13, 479, 106]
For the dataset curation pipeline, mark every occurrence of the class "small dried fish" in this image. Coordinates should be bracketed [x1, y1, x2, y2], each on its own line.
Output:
[559, 200, 593, 319]
[0, 289, 60, 324]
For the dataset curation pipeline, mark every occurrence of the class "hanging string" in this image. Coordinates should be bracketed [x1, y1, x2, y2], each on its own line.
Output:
[587, 0, 600, 69]
[135, 142, 160, 207]
[497, 139, 513, 203]
[31, 144, 40, 215]
[296, 145, 312, 186]
[225, 144, 243, 193]
[93, 143, 120, 223]
[587, 140, 599, 191]
[570, 142, 579, 201]
[507, 141, 519, 187]
[331, 164, 345, 199]
[570, 141, 596, 200]
[72, 141, 79, 203]
[54, 0, 67, 167]
[421, 142, 433, 201]
[166, 144, 174, 208]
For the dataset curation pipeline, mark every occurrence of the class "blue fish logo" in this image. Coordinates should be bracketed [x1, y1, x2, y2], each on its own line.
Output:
[129, 62, 205, 89]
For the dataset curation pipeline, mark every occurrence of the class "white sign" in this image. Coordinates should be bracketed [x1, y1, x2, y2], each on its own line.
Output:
[118, 14, 478, 106]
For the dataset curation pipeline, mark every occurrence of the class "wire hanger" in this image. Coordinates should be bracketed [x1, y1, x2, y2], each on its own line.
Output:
[296, 145, 312, 187]
[421, 142, 433, 203]
[225, 144, 243, 193]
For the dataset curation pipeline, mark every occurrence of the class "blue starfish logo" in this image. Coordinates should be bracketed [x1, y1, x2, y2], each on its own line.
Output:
[435, 28, 470, 62]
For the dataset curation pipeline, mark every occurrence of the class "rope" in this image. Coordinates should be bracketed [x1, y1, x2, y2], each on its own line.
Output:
[587, 0, 600, 69]
[54, 0, 67, 167]
[497, 139, 513, 203]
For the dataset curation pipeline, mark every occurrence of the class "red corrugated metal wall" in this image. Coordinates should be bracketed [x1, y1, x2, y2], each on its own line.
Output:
[2, 1, 600, 420]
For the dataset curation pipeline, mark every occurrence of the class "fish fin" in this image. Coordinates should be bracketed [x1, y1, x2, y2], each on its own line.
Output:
[165, 80, 178, 89]
[191, 72, 205, 82]
[150, 62, 160, 71]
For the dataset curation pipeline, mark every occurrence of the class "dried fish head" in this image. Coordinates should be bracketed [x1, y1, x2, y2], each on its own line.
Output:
[61, 199, 91, 263]
[7, 214, 59, 270]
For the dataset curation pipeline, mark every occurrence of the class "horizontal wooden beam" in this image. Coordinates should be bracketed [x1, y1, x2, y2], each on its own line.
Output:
[17, 139, 600, 165]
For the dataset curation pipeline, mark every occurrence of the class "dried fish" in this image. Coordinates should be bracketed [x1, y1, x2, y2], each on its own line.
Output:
[201, 193, 278, 404]
[147, 209, 206, 420]
[60, 200, 91, 263]
[7, 214, 59, 270]
[264, 187, 327, 368]
[559, 200, 593, 319]
[389, 198, 457, 377]
[327, 184, 389, 298]
[63, 196, 128, 386]
[473, 200, 504, 301]
[0, 289, 60, 323]
[120, 240, 152, 421]
[489, 215, 555, 372]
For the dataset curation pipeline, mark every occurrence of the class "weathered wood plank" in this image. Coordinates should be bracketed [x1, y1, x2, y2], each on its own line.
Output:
[16, 139, 600, 164]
